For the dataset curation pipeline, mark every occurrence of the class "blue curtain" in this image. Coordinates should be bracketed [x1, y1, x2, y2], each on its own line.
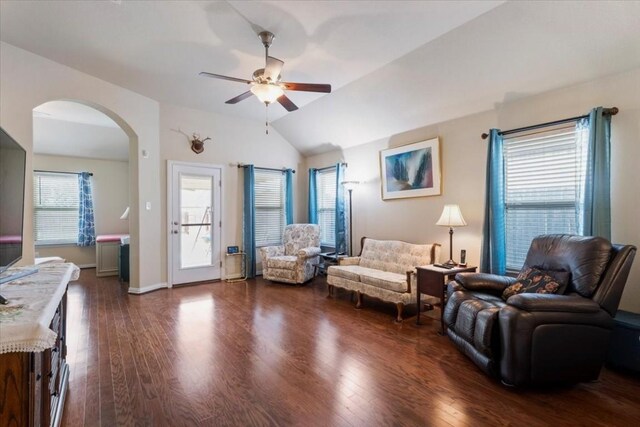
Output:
[581, 107, 612, 240]
[285, 168, 294, 225]
[308, 168, 318, 224]
[243, 165, 256, 278]
[335, 163, 347, 255]
[77, 172, 96, 246]
[480, 129, 506, 274]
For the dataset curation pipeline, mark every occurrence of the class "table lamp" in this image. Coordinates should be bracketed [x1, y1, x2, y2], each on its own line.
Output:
[436, 204, 467, 267]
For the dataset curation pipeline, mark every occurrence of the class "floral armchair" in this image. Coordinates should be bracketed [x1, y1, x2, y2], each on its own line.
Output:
[259, 224, 321, 284]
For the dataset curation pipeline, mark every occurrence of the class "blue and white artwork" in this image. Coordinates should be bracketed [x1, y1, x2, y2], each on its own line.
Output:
[380, 138, 441, 199]
[384, 148, 433, 192]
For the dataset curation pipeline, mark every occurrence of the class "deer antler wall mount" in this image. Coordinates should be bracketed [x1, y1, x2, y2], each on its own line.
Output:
[172, 128, 212, 154]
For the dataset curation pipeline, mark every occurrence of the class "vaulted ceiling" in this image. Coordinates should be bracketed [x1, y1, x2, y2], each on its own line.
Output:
[2, 1, 639, 156]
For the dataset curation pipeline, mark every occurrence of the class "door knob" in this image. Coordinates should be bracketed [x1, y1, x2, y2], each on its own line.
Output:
[172, 230, 179, 234]
[173, 221, 179, 225]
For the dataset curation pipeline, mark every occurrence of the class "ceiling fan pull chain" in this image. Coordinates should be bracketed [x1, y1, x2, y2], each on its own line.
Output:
[265, 105, 269, 135]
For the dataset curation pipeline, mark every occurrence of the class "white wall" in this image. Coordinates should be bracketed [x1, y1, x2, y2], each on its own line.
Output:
[0, 42, 161, 292]
[305, 68, 640, 313]
[159, 103, 304, 281]
[32, 154, 129, 267]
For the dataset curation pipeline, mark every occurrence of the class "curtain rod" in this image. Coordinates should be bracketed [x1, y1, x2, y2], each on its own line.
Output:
[481, 107, 618, 140]
[311, 162, 348, 172]
[34, 169, 93, 176]
[236, 164, 295, 174]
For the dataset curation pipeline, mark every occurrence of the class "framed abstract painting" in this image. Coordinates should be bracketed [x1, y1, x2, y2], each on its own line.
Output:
[379, 137, 441, 200]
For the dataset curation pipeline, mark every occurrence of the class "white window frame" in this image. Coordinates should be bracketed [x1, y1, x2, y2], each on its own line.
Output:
[33, 171, 79, 246]
[254, 169, 286, 248]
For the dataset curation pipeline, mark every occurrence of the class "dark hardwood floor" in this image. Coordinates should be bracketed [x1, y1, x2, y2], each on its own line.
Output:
[61, 269, 640, 427]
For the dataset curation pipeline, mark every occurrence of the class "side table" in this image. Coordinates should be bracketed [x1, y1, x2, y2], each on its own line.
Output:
[225, 252, 247, 282]
[416, 264, 477, 333]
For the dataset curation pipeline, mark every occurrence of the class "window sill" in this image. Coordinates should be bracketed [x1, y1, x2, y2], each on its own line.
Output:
[35, 242, 78, 248]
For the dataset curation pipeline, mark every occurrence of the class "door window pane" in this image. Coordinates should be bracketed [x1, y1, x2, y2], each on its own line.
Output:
[180, 174, 213, 268]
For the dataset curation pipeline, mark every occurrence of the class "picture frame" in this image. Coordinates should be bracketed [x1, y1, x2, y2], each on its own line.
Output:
[227, 245, 239, 254]
[379, 137, 441, 200]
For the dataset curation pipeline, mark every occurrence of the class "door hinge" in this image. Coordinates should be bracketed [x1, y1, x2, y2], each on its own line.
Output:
[220, 260, 222, 267]
[219, 221, 222, 227]
[219, 180, 222, 187]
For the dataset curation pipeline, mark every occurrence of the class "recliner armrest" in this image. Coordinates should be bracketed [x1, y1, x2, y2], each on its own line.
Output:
[506, 294, 601, 313]
[455, 273, 516, 293]
[259, 245, 284, 260]
[298, 247, 321, 258]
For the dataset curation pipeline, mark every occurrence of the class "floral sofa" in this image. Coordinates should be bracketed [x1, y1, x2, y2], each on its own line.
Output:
[259, 224, 321, 284]
[327, 237, 441, 321]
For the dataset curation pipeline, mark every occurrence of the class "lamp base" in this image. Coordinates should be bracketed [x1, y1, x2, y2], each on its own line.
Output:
[442, 259, 457, 267]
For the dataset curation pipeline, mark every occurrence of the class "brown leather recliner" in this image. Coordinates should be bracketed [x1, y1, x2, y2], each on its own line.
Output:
[443, 234, 636, 387]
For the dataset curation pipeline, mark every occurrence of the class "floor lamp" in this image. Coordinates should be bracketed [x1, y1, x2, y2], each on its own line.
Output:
[342, 181, 359, 256]
[436, 204, 467, 267]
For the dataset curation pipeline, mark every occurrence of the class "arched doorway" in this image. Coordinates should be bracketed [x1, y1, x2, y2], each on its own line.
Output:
[32, 99, 140, 287]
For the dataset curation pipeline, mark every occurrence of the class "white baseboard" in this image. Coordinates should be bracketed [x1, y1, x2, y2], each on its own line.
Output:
[128, 282, 168, 295]
[78, 263, 97, 269]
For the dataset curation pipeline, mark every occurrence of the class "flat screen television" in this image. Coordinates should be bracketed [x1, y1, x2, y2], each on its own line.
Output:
[0, 126, 27, 274]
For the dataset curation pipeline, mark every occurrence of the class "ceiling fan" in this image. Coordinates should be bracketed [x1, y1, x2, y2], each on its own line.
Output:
[199, 31, 332, 113]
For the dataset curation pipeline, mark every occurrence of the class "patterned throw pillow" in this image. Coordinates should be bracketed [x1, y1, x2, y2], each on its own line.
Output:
[502, 267, 570, 301]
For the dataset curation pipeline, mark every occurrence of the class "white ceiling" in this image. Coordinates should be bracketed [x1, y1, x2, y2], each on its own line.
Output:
[0, 1, 502, 122]
[33, 101, 129, 161]
[2, 1, 640, 156]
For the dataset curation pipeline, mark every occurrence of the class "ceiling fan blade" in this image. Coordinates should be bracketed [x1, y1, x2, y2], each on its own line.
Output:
[281, 82, 331, 93]
[199, 72, 252, 84]
[225, 91, 253, 104]
[277, 94, 298, 112]
[264, 56, 284, 82]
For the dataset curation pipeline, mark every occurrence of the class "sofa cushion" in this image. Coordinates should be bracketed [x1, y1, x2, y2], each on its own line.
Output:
[327, 265, 362, 282]
[267, 255, 298, 269]
[360, 269, 408, 293]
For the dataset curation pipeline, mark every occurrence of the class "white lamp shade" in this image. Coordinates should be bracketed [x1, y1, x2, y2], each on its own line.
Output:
[436, 204, 467, 227]
[250, 83, 284, 104]
[119, 207, 130, 220]
[342, 180, 360, 191]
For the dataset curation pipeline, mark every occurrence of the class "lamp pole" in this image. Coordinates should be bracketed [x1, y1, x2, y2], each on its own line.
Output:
[342, 181, 359, 257]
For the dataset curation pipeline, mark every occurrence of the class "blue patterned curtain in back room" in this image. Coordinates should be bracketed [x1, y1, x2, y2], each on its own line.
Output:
[77, 172, 96, 246]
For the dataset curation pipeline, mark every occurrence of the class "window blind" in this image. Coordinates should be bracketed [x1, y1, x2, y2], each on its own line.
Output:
[317, 167, 336, 246]
[504, 124, 588, 270]
[255, 169, 286, 247]
[33, 172, 79, 245]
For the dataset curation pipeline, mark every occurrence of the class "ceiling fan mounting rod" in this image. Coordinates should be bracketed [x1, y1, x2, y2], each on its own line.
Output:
[258, 31, 275, 64]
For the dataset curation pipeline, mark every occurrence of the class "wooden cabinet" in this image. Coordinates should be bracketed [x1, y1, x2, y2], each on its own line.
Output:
[0, 290, 69, 427]
[96, 240, 120, 277]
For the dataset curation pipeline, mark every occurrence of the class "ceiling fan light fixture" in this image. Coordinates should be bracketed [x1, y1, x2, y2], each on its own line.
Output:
[250, 83, 284, 104]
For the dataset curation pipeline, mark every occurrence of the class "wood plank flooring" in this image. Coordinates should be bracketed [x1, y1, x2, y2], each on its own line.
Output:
[61, 269, 640, 426]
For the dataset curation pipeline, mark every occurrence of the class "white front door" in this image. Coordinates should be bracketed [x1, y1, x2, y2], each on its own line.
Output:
[168, 162, 222, 285]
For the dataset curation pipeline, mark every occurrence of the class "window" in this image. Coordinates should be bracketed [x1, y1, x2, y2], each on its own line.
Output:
[504, 124, 588, 270]
[33, 172, 79, 245]
[317, 167, 336, 246]
[254, 169, 286, 247]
